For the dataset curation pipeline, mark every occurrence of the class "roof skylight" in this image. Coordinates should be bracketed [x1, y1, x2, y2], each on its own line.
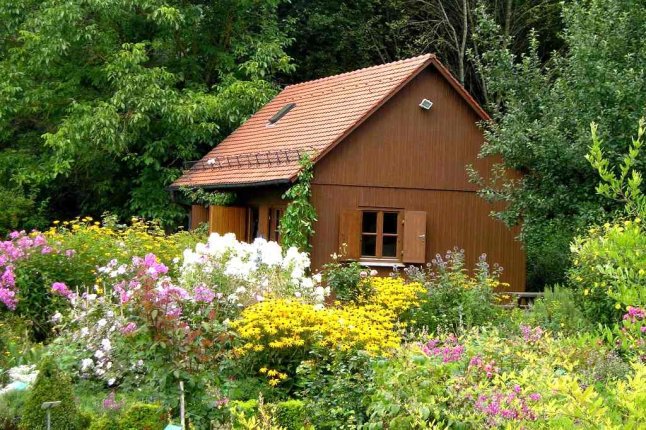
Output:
[268, 103, 296, 124]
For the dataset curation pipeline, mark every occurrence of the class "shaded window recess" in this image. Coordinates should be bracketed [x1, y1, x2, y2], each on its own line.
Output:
[360, 210, 401, 260]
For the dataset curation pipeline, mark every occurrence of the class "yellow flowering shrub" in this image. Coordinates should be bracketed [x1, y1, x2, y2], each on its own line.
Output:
[231, 293, 412, 386]
[360, 277, 425, 316]
[232, 299, 400, 358]
[43, 215, 203, 284]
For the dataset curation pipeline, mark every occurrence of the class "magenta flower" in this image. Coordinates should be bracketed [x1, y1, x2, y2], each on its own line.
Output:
[194, 285, 216, 303]
[33, 234, 47, 247]
[520, 324, 543, 342]
[0, 287, 17, 310]
[120, 322, 137, 335]
[421, 338, 465, 363]
[51, 282, 74, 299]
[102, 391, 123, 411]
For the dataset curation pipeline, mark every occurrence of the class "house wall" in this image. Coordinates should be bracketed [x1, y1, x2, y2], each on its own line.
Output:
[310, 65, 526, 291]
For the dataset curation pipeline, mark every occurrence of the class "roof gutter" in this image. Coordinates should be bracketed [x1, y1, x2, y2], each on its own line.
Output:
[167, 178, 291, 192]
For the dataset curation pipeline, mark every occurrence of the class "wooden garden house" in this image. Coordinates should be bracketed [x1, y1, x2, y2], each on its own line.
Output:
[171, 54, 526, 290]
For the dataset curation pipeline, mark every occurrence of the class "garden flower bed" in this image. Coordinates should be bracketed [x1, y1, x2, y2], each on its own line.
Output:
[0, 216, 644, 429]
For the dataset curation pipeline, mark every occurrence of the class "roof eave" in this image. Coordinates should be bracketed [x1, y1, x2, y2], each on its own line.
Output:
[167, 178, 291, 191]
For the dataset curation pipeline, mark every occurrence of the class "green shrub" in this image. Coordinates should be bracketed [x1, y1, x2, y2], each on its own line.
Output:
[87, 414, 118, 430]
[117, 403, 166, 430]
[524, 285, 593, 335]
[296, 350, 374, 428]
[321, 259, 365, 303]
[229, 399, 259, 425]
[407, 249, 502, 333]
[0, 390, 28, 430]
[568, 219, 646, 325]
[19, 357, 82, 430]
[274, 400, 309, 430]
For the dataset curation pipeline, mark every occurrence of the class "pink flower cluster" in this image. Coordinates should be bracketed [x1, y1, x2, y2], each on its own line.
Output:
[102, 391, 124, 411]
[520, 324, 544, 343]
[421, 335, 465, 363]
[194, 284, 216, 303]
[51, 282, 75, 300]
[105, 253, 217, 319]
[474, 386, 540, 427]
[623, 306, 645, 322]
[622, 306, 646, 335]
[1, 230, 76, 310]
[469, 355, 500, 379]
[0, 266, 17, 310]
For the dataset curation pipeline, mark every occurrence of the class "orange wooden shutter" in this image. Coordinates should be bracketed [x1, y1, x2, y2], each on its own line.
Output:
[209, 205, 248, 240]
[190, 205, 209, 230]
[258, 206, 270, 239]
[403, 211, 427, 263]
[338, 210, 362, 260]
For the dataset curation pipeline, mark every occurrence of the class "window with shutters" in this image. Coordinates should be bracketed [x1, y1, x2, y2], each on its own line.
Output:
[360, 210, 402, 260]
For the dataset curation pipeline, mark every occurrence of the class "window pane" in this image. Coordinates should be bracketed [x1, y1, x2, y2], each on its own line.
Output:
[361, 235, 377, 256]
[382, 235, 397, 257]
[362, 211, 377, 233]
[383, 212, 398, 234]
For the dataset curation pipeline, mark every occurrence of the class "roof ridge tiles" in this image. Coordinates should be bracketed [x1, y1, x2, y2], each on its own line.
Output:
[283, 53, 434, 90]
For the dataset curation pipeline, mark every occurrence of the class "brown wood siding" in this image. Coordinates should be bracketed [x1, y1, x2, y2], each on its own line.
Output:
[310, 67, 525, 291]
[310, 184, 525, 291]
[209, 206, 248, 239]
[190, 205, 209, 230]
[313, 67, 497, 190]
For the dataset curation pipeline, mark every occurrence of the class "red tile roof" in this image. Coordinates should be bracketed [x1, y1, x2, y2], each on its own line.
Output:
[171, 54, 489, 189]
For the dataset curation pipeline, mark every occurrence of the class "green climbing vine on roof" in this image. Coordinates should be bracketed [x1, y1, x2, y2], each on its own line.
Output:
[179, 186, 237, 207]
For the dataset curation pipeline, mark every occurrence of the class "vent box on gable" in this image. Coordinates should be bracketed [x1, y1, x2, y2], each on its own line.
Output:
[419, 99, 433, 110]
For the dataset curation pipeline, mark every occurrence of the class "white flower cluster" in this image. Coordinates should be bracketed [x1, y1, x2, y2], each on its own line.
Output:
[180, 233, 328, 308]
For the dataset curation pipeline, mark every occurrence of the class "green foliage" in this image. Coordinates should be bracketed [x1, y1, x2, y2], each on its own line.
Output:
[19, 357, 82, 430]
[365, 348, 455, 428]
[587, 119, 646, 217]
[0, 0, 294, 228]
[229, 396, 286, 430]
[272, 400, 309, 430]
[117, 403, 166, 430]
[0, 316, 43, 378]
[522, 285, 593, 335]
[179, 187, 237, 207]
[296, 350, 374, 428]
[471, 0, 646, 288]
[0, 188, 43, 237]
[87, 415, 118, 430]
[279, 155, 317, 252]
[0, 390, 28, 430]
[407, 249, 502, 333]
[568, 219, 646, 325]
[321, 259, 365, 303]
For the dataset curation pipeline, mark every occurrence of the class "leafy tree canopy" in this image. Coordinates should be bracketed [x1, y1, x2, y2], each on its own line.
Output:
[471, 0, 646, 288]
[0, 0, 293, 231]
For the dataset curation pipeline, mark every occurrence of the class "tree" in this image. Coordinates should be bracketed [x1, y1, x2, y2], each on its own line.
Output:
[470, 0, 646, 288]
[0, 0, 294, 228]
